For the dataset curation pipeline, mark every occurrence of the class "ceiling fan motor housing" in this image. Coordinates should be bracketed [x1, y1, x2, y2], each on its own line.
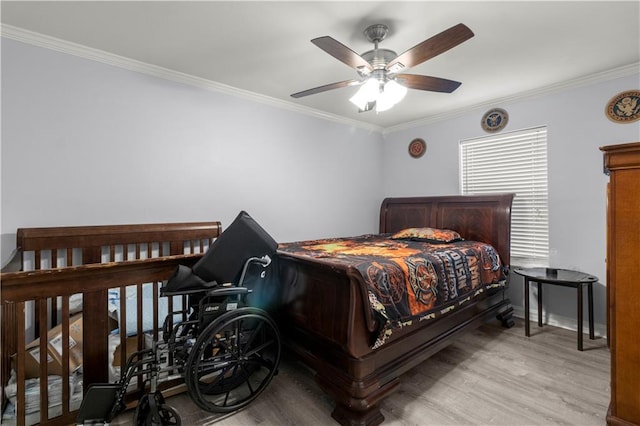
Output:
[361, 49, 397, 70]
[364, 24, 389, 42]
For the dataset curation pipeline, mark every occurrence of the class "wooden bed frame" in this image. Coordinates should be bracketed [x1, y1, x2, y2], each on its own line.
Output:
[275, 193, 515, 426]
[1, 222, 221, 426]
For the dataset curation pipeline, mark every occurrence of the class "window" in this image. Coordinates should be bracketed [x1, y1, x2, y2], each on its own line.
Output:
[460, 126, 549, 265]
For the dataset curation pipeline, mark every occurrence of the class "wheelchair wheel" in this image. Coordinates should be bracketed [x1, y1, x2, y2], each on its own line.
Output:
[133, 393, 153, 426]
[185, 307, 281, 413]
[156, 405, 181, 426]
[133, 392, 181, 426]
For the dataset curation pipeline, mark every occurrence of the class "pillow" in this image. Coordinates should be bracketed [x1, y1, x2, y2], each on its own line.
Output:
[390, 227, 462, 243]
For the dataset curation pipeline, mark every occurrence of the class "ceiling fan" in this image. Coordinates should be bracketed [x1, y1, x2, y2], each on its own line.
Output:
[291, 23, 474, 112]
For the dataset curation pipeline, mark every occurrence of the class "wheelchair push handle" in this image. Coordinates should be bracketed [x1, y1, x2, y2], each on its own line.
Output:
[252, 254, 272, 267]
[237, 254, 272, 288]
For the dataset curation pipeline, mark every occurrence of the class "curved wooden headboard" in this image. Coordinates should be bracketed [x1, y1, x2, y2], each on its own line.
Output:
[379, 193, 515, 267]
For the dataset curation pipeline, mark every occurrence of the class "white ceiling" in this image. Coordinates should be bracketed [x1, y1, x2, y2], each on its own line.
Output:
[2, 1, 639, 131]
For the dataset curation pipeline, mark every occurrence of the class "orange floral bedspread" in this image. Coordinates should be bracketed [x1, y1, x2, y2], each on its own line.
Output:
[278, 234, 507, 348]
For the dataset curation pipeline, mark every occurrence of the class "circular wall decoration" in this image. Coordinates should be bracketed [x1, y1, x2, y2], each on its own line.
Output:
[481, 108, 509, 133]
[606, 90, 640, 123]
[408, 138, 427, 158]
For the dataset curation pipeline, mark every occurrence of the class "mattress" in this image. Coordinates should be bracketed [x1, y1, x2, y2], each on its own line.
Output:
[278, 233, 507, 348]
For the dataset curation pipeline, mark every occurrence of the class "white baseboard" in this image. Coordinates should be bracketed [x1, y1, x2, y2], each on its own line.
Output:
[511, 305, 607, 338]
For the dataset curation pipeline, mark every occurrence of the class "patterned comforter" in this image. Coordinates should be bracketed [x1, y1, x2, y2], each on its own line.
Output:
[278, 234, 506, 348]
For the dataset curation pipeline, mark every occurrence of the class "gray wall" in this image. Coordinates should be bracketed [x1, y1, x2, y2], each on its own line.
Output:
[3, 37, 640, 336]
[1, 39, 384, 262]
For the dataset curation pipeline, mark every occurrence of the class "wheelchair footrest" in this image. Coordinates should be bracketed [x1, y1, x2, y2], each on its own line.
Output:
[75, 383, 121, 425]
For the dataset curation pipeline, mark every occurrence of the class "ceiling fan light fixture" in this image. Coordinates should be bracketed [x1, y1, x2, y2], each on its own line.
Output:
[376, 80, 407, 112]
[350, 77, 407, 112]
[349, 77, 381, 110]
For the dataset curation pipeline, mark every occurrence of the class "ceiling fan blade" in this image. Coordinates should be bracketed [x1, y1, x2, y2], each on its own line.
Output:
[395, 74, 462, 93]
[386, 23, 474, 72]
[311, 36, 374, 72]
[291, 79, 361, 98]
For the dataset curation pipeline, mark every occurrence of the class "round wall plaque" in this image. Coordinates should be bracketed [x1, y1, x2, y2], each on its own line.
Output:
[408, 138, 427, 158]
[481, 108, 509, 133]
[606, 90, 640, 123]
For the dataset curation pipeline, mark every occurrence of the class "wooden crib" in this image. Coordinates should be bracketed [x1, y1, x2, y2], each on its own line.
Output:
[1, 221, 221, 426]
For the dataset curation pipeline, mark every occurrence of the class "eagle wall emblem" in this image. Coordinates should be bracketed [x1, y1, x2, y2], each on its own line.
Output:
[606, 90, 640, 123]
[481, 108, 509, 132]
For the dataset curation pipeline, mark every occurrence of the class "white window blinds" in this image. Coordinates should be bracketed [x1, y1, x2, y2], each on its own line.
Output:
[460, 126, 549, 265]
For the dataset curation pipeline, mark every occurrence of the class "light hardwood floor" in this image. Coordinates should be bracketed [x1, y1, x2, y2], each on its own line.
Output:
[113, 318, 610, 425]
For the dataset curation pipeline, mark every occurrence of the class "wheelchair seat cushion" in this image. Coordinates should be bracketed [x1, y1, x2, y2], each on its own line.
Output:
[192, 210, 277, 284]
[162, 264, 216, 295]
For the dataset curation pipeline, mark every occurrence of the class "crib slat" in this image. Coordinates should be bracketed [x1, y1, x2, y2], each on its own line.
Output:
[167, 296, 173, 320]
[166, 295, 174, 339]
[50, 253, 59, 327]
[66, 248, 73, 266]
[38, 298, 49, 423]
[33, 251, 43, 338]
[171, 241, 183, 255]
[137, 283, 144, 336]
[60, 297, 70, 417]
[79, 245, 110, 388]
[81, 289, 109, 388]
[137, 283, 145, 390]
[35, 251, 41, 271]
[119, 286, 127, 369]
[0, 302, 17, 412]
[82, 246, 101, 265]
[152, 283, 159, 341]
[14, 302, 25, 426]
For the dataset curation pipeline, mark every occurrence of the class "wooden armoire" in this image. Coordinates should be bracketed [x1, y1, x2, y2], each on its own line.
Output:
[601, 142, 640, 426]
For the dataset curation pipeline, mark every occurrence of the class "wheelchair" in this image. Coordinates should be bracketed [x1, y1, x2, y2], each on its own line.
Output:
[76, 211, 281, 425]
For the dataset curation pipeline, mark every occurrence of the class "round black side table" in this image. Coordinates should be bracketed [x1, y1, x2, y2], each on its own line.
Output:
[513, 267, 598, 351]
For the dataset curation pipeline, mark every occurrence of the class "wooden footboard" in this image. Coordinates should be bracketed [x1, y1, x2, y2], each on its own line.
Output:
[276, 194, 515, 426]
[1, 222, 221, 426]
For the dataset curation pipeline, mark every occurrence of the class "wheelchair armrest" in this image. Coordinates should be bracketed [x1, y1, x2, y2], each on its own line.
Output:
[206, 286, 250, 297]
[166, 309, 189, 317]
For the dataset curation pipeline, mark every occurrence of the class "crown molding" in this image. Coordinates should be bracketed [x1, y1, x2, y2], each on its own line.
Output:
[3, 24, 636, 137]
[384, 62, 640, 135]
[1, 24, 384, 134]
